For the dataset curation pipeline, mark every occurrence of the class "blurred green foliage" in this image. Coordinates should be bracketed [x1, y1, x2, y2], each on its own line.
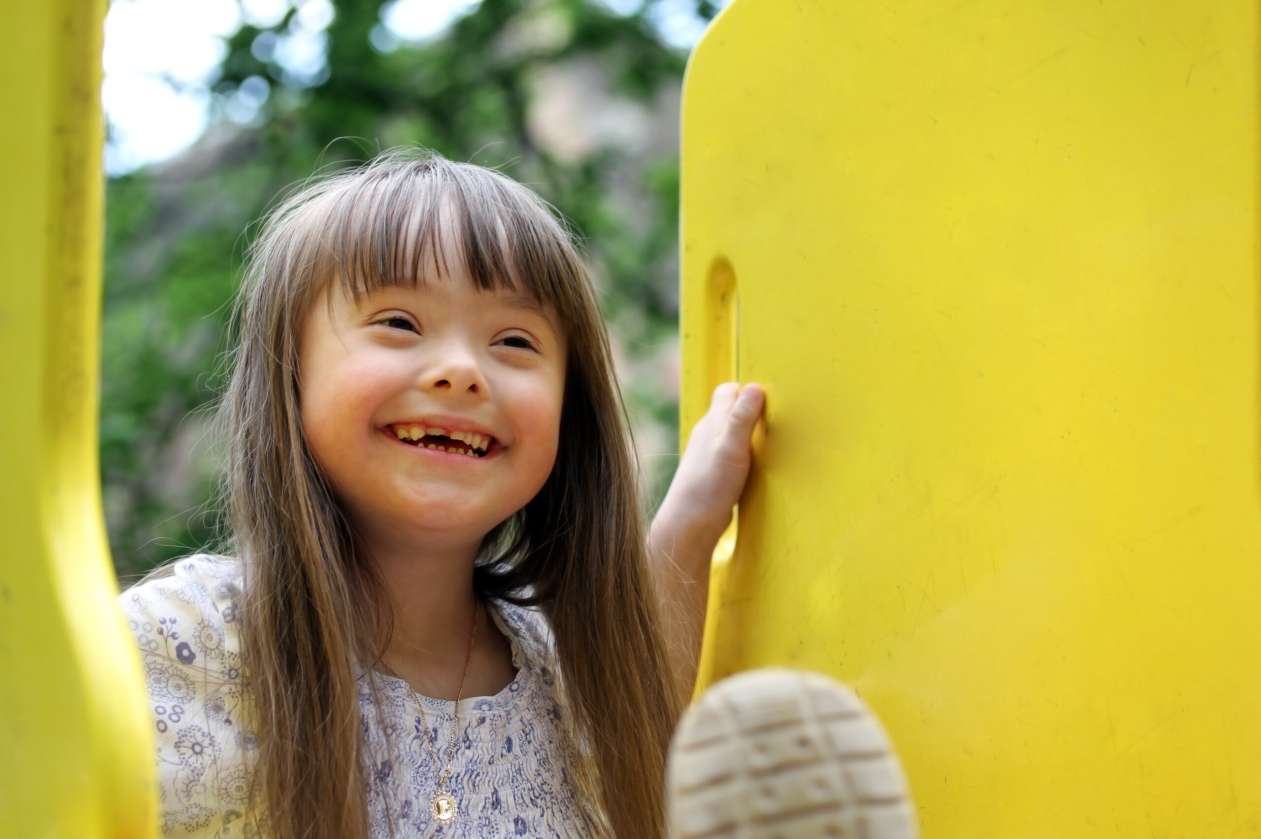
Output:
[104, 0, 720, 579]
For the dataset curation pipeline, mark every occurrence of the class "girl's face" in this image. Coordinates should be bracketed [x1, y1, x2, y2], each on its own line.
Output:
[297, 262, 566, 556]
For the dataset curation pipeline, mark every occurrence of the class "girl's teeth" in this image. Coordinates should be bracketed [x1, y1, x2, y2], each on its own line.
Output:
[451, 430, 489, 450]
[391, 425, 492, 452]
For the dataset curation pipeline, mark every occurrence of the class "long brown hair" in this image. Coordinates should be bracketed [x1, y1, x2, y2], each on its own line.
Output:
[218, 149, 681, 838]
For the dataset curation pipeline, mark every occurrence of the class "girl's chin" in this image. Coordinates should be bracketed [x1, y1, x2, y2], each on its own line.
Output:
[345, 487, 528, 543]
[399, 503, 514, 536]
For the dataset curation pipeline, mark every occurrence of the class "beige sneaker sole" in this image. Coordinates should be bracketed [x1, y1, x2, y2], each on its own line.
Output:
[666, 669, 918, 839]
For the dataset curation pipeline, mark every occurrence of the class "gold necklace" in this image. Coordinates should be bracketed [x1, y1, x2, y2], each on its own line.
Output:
[399, 600, 481, 826]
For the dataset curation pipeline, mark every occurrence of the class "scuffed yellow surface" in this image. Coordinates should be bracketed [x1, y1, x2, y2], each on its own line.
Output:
[681, 1, 1261, 835]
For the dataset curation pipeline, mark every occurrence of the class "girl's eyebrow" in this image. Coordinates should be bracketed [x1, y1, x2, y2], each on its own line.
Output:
[363, 285, 558, 330]
[495, 291, 558, 329]
[497, 292, 545, 315]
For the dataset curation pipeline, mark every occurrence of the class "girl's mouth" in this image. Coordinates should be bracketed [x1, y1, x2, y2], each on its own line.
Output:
[383, 425, 502, 459]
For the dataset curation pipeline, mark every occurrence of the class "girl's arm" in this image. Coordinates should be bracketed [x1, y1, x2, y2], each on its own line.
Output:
[648, 383, 765, 705]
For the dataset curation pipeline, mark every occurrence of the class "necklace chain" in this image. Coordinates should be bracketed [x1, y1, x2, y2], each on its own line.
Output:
[398, 599, 481, 824]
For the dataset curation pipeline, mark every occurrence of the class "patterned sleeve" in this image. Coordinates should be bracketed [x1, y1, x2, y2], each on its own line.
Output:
[118, 556, 261, 839]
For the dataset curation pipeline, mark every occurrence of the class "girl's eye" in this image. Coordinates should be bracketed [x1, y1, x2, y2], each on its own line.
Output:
[378, 316, 418, 333]
[499, 335, 537, 351]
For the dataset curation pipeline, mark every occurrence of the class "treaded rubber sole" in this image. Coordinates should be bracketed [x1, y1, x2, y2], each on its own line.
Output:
[666, 669, 918, 839]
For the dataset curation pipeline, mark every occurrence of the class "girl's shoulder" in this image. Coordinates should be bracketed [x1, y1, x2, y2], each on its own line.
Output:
[118, 554, 244, 658]
[489, 598, 559, 669]
[119, 555, 258, 836]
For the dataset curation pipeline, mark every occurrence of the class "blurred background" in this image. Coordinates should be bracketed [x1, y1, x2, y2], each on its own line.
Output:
[102, 0, 730, 580]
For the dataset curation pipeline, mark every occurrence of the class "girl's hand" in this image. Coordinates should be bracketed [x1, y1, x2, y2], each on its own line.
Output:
[648, 382, 765, 702]
[653, 382, 766, 551]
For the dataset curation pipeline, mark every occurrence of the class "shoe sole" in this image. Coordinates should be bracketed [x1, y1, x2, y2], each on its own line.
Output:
[666, 669, 918, 839]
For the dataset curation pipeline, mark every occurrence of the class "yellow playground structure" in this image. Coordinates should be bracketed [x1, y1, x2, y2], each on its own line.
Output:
[3, 0, 1259, 836]
[2, 0, 156, 837]
[682, 1, 1261, 836]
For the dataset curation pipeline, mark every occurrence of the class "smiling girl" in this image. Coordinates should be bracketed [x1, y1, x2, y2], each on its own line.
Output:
[118, 149, 769, 838]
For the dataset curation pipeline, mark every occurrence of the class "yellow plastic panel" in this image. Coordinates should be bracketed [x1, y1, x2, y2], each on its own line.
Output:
[0, 0, 156, 836]
[681, 1, 1260, 836]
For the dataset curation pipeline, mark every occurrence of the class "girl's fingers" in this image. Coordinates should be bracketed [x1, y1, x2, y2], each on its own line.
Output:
[707, 383, 764, 437]
[710, 382, 740, 411]
[730, 384, 765, 426]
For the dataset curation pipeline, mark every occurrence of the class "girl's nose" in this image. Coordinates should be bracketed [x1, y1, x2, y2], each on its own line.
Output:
[428, 374, 482, 394]
[422, 352, 488, 396]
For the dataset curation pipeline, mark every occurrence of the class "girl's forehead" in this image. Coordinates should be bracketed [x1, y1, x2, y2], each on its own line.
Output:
[337, 275, 563, 333]
[308, 175, 575, 338]
[330, 191, 524, 294]
[359, 275, 543, 310]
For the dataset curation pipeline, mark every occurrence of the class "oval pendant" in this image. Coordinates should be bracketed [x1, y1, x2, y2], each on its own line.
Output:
[430, 791, 458, 824]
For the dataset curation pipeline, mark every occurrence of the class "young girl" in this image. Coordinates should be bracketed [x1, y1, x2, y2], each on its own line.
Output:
[119, 149, 769, 839]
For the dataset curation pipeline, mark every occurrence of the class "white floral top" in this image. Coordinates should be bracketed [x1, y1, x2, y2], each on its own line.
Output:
[119, 554, 592, 838]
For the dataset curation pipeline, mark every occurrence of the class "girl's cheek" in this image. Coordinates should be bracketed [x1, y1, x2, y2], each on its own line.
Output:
[508, 374, 564, 428]
[345, 351, 411, 391]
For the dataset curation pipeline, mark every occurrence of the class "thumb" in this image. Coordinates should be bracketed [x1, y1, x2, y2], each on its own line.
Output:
[729, 384, 765, 427]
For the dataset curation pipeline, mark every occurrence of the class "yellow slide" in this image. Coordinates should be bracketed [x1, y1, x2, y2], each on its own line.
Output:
[0, 0, 156, 836]
[682, 1, 1261, 836]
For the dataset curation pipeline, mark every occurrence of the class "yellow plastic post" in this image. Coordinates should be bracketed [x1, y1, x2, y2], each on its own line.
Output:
[0, 1, 156, 837]
[681, 1, 1261, 836]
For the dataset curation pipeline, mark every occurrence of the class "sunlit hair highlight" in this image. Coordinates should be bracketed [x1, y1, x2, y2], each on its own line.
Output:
[217, 149, 681, 838]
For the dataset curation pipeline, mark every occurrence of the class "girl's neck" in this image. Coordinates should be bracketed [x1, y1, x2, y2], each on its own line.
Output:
[365, 534, 485, 694]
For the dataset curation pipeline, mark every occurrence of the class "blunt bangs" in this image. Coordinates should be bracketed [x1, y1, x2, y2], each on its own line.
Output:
[303, 152, 582, 327]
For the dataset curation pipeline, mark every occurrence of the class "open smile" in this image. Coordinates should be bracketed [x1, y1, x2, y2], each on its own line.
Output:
[382, 427, 504, 461]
